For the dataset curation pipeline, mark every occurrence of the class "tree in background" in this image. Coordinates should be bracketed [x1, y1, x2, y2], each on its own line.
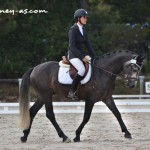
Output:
[0, 0, 76, 78]
[88, 0, 149, 53]
[0, 0, 150, 78]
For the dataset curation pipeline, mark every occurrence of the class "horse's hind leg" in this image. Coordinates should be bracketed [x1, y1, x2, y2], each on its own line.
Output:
[21, 100, 44, 142]
[45, 101, 71, 143]
[103, 98, 132, 139]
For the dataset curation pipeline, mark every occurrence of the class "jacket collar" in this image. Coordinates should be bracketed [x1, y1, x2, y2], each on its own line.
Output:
[74, 24, 85, 37]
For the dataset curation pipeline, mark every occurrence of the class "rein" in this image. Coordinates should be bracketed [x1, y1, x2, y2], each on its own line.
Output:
[91, 57, 141, 84]
[93, 64, 124, 79]
[91, 59, 125, 79]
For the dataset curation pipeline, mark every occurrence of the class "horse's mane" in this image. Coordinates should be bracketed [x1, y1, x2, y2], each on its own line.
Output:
[98, 50, 137, 60]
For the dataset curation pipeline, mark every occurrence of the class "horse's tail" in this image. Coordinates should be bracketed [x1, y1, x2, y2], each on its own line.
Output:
[19, 68, 33, 129]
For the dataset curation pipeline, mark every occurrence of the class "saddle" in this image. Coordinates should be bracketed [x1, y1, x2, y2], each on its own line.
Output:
[61, 56, 89, 79]
[58, 56, 92, 85]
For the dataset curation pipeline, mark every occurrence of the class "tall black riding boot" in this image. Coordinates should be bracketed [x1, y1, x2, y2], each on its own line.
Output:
[68, 74, 83, 100]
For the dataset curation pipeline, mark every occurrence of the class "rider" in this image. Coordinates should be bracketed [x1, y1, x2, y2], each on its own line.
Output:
[68, 8, 96, 100]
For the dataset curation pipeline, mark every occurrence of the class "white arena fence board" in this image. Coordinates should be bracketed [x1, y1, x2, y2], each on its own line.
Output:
[0, 95, 150, 114]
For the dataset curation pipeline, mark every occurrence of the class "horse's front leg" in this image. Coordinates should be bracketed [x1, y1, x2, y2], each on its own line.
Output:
[103, 98, 132, 139]
[74, 100, 94, 142]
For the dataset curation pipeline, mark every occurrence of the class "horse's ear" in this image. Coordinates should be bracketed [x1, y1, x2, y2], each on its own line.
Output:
[138, 48, 145, 60]
[137, 54, 145, 61]
[136, 54, 145, 64]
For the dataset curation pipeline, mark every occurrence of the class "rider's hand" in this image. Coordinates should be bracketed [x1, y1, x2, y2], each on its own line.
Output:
[82, 56, 91, 64]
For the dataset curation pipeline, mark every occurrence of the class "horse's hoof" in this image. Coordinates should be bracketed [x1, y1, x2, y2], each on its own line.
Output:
[20, 136, 27, 143]
[73, 138, 80, 142]
[63, 137, 71, 143]
[124, 133, 132, 139]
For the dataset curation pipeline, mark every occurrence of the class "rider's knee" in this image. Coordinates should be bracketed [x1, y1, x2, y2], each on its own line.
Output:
[78, 68, 86, 76]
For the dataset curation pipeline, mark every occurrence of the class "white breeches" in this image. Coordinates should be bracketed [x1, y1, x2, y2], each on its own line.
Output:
[70, 58, 85, 76]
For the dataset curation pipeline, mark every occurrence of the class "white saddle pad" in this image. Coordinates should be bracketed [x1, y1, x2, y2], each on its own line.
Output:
[58, 61, 92, 85]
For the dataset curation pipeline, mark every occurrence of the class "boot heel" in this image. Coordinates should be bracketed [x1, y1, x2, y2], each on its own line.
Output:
[68, 74, 83, 100]
[68, 91, 78, 100]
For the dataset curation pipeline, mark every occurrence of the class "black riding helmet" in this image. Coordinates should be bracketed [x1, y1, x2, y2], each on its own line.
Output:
[74, 9, 88, 19]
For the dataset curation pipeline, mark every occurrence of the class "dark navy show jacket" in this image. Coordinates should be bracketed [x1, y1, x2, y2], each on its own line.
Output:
[68, 24, 96, 60]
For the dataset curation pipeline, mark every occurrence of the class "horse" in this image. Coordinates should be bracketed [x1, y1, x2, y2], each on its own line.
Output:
[19, 50, 144, 143]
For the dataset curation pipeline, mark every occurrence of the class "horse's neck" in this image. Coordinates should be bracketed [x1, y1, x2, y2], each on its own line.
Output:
[97, 53, 132, 74]
[97, 56, 125, 74]
[92, 52, 136, 91]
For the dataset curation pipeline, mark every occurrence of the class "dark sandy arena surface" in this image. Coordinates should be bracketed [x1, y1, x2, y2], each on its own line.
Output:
[0, 112, 150, 150]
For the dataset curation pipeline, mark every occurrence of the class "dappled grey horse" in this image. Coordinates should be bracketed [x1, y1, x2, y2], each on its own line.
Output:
[19, 50, 143, 143]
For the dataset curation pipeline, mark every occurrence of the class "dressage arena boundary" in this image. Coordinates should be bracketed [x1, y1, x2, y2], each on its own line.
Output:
[0, 95, 150, 114]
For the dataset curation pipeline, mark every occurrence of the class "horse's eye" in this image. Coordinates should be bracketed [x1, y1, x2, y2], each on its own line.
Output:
[126, 65, 130, 68]
[133, 67, 138, 71]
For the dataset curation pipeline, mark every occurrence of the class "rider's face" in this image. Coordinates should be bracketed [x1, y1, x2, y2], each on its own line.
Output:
[79, 16, 87, 25]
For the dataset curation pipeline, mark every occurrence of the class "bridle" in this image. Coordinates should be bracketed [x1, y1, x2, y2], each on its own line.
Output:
[123, 58, 142, 82]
